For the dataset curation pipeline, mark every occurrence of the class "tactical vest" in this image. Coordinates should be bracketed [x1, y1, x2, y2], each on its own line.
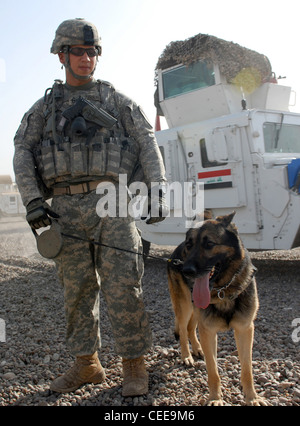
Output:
[33, 80, 141, 189]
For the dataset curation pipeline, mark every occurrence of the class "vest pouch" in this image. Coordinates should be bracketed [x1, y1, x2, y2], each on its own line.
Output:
[54, 143, 70, 176]
[40, 143, 56, 180]
[106, 140, 121, 178]
[89, 142, 106, 176]
[119, 150, 138, 176]
[70, 142, 88, 177]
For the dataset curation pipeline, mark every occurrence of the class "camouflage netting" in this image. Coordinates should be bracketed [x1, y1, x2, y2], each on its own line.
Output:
[155, 33, 272, 84]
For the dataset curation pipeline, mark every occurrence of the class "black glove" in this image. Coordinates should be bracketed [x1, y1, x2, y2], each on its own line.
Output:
[26, 198, 59, 229]
[141, 185, 169, 225]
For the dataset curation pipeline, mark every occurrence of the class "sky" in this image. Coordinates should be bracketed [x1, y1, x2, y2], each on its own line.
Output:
[1, 0, 300, 180]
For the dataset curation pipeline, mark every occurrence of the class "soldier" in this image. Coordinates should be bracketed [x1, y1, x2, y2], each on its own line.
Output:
[13, 18, 168, 396]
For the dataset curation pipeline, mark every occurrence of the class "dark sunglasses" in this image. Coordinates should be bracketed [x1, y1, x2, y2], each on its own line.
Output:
[69, 47, 99, 57]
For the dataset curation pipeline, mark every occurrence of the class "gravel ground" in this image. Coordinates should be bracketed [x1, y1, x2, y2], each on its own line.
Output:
[0, 218, 299, 407]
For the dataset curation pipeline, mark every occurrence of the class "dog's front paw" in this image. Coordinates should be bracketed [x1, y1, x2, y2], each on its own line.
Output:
[192, 346, 203, 359]
[205, 398, 224, 406]
[201, 392, 224, 406]
[245, 395, 267, 406]
[182, 355, 194, 366]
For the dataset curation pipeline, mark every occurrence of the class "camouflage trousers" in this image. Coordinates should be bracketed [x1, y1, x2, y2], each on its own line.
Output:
[51, 189, 152, 358]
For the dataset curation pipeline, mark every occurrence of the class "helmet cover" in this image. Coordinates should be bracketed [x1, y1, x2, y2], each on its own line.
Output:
[51, 18, 101, 54]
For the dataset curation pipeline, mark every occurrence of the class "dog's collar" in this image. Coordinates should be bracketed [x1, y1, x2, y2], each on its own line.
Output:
[213, 266, 244, 300]
[213, 261, 257, 301]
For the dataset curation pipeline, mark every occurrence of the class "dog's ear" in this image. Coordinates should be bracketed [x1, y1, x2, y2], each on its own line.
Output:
[192, 209, 213, 224]
[216, 211, 236, 228]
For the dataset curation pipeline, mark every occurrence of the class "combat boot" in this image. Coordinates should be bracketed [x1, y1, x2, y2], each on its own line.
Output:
[50, 352, 106, 393]
[122, 355, 148, 397]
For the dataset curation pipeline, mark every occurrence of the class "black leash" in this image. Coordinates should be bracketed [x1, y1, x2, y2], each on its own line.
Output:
[60, 231, 179, 264]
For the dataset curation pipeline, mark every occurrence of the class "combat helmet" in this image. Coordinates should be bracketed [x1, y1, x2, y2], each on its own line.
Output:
[51, 18, 102, 54]
[51, 18, 101, 80]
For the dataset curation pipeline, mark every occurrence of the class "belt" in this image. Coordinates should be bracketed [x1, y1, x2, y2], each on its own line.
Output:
[53, 180, 103, 196]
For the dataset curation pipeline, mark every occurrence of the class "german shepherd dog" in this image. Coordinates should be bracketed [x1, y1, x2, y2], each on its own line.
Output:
[167, 212, 266, 406]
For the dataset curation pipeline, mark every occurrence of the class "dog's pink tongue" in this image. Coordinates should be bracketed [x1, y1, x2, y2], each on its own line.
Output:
[193, 274, 211, 309]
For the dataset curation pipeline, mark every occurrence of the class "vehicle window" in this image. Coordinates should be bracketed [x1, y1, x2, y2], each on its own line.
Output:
[200, 138, 227, 168]
[263, 122, 300, 153]
[162, 61, 215, 99]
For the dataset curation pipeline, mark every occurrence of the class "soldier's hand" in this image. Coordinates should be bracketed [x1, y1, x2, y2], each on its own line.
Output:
[26, 198, 59, 229]
[145, 199, 169, 224]
[141, 185, 169, 225]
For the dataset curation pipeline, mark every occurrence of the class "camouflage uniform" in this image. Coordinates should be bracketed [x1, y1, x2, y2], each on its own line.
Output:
[14, 78, 166, 358]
